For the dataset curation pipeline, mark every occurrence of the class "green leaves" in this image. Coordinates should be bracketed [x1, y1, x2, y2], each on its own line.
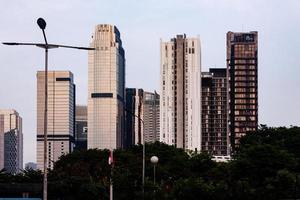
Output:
[1, 127, 300, 199]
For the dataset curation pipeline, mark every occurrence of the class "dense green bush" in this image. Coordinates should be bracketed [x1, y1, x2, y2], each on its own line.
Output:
[1, 126, 300, 199]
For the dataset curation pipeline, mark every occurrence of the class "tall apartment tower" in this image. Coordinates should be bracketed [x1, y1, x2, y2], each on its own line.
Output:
[36, 71, 75, 170]
[88, 24, 125, 150]
[160, 35, 201, 151]
[143, 91, 160, 143]
[0, 109, 23, 174]
[201, 69, 228, 155]
[75, 105, 87, 150]
[227, 31, 258, 151]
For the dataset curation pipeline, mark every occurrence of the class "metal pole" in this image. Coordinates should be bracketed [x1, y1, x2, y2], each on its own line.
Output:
[2, 19, 94, 200]
[124, 108, 145, 195]
[9, 114, 12, 131]
[110, 150, 113, 200]
[43, 39, 48, 200]
[110, 177, 113, 200]
[142, 121, 145, 196]
[153, 165, 156, 185]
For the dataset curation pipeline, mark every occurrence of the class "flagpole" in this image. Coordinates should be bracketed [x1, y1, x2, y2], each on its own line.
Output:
[109, 149, 113, 200]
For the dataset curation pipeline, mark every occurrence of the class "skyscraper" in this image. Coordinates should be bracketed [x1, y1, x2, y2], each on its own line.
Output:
[75, 105, 87, 150]
[160, 34, 201, 151]
[125, 89, 160, 147]
[88, 24, 125, 150]
[25, 162, 37, 170]
[227, 31, 258, 151]
[0, 109, 23, 174]
[125, 88, 143, 147]
[36, 71, 75, 170]
[201, 68, 228, 155]
[143, 91, 160, 143]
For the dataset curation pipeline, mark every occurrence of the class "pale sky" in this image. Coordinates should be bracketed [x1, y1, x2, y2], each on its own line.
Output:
[0, 0, 299, 164]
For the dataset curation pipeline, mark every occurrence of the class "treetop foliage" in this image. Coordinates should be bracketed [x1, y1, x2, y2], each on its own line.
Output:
[1, 126, 300, 199]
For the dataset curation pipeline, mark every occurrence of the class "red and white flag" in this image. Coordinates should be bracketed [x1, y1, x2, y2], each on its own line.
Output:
[108, 150, 114, 165]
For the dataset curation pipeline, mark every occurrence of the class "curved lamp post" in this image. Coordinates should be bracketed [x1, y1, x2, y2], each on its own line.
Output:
[3, 18, 95, 200]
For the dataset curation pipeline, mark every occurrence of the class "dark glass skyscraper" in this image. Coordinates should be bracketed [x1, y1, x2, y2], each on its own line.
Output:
[227, 31, 258, 151]
[125, 88, 143, 148]
[125, 89, 160, 147]
[75, 105, 87, 150]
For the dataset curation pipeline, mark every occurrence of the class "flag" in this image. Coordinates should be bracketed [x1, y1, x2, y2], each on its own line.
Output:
[108, 150, 114, 165]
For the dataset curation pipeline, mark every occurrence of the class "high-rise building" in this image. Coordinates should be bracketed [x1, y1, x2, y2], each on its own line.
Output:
[0, 115, 3, 170]
[75, 105, 87, 150]
[201, 68, 228, 155]
[160, 34, 201, 151]
[25, 162, 37, 170]
[125, 88, 143, 147]
[0, 109, 23, 174]
[88, 24, 125, 150]
[36, 71, 75, 170]
[143, 91, 160, 143]
[125, 89, 160, 147]
[227, 31, 258, 151]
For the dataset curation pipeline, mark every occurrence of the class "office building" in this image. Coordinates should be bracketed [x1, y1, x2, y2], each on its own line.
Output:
[25, 162, 37, 170]
[227, 31, 258, 151]
[0, 109, 23, 174]
[201, 68, 228, 155]
[125, 89, 160, 147]
[88, 24, 125, 150]
[143, 91, 160, 143]
[160, 34, 201, 151]
[36, 71, 75, 170]
[75, 105, 87, 150]
[125, 88, 143, 147]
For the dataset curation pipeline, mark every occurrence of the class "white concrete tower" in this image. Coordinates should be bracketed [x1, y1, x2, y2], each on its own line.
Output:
[160, 35, 201, 151]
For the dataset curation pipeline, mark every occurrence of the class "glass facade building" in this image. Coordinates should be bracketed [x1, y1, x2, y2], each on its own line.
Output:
[125, 88, 143, 147]
[0, 109, 23, 174]
[75, 105, 87, 150]
[125, 89, 160, 147]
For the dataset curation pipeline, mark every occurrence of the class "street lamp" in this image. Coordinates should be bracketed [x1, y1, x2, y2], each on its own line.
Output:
[150, 155, 159, 185]
[124, 108, 145, 194]
[3, 18, 95, 200]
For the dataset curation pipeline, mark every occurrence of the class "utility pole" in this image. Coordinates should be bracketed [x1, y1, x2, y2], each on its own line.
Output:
[3, 18, 95, 200]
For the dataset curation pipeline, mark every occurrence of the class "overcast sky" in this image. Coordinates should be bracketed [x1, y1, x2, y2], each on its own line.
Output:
[1, 0, 300, 164]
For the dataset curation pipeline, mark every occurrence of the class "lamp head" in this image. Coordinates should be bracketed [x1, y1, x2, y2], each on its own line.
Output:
[37, 18, 46, 30]
[150, 156, 159, 164]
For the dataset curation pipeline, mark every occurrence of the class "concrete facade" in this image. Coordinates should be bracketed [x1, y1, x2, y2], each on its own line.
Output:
[227, 31, 258, 151]
[143, 91, 160, 143]
[160, 35, 201, 151]
[125, 89, 160, 147]
[88, 24, 125, 150]
[201, 69, 228, 155]
[36, 71, 75, 170]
